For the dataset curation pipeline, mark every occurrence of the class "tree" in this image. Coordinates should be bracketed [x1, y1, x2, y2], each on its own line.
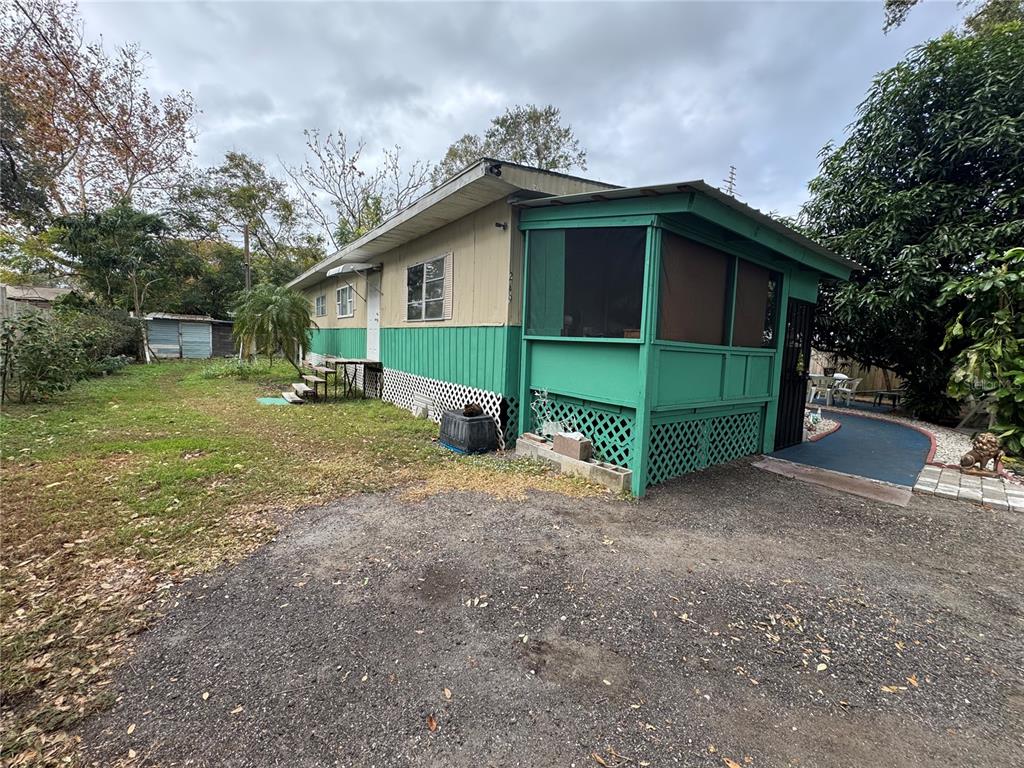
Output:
[0, 88, 51, 228]
[172, 152, 323, 286]
[232, 284, 312, 372]
[285, 130, 433, 250]
[939, 248, 1024, 454]
[800, 24, 1024, 420]
[51, 203, 185, 356]
[883, 0, 1023, 33]
[1, 0, 196, 214]
[434, 104, 587, 182]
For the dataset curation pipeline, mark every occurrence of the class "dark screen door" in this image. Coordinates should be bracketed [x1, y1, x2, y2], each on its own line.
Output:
[774, 298, 814, 450]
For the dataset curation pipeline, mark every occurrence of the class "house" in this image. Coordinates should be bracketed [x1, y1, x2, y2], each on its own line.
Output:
[145, 313, 235, 359]
[0, 284, 74, 317]
[288, 159, 855, 495]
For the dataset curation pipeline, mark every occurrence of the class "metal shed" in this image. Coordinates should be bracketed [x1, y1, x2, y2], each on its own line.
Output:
[144, 313, 234, 359]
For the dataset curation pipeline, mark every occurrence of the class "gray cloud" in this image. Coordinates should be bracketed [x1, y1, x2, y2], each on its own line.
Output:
[81, 1, 963, 215]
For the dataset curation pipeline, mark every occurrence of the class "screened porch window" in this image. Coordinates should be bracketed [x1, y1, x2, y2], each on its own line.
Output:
[526, 227, 646, 338]
[732, 259, 780, 348]
[658, 231, 729, 345]
[657, 229, 781, 348]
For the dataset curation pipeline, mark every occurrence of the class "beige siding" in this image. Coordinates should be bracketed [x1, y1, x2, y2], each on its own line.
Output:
[303, 272, 367, 329]
[380, 199, 512, 328]
[507, 207, 524, 326]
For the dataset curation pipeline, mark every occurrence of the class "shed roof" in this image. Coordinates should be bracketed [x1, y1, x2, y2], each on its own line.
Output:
[1, 284, 74, 302]
[516, 180, 860, 274]
[286, 159, 616, 291]
[145, 312, 232, 324]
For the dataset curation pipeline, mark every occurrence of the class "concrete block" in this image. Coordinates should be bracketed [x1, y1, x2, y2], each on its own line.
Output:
[553, 432, 593, 462]
[515, 433, 631, 493]
[935, 485, 960, 498]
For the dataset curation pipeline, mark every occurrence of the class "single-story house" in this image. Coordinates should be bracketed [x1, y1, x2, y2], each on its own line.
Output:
[145, 313, 235, 359]
[288, 159, 856, 495]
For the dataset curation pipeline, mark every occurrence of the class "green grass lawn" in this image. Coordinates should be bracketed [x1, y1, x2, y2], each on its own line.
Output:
[0, 360, 596, 766]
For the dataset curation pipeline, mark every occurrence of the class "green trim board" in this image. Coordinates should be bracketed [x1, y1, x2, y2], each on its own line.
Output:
[519, 189, 851, 280]
[308, 328, 367, 358]
[380, 325, 520, 395]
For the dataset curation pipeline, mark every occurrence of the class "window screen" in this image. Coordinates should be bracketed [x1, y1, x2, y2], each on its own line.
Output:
[732, 259, 780, 348]
[526, 227, 645, 338]
[658, 231, 729, 345]
[314, 295, 326, 317]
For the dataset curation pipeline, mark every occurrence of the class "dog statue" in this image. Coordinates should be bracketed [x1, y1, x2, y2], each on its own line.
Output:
[960, 432, 1004, 473]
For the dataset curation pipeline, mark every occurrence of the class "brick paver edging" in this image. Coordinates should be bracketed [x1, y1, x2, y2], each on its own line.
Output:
[914, 464, 1024, 513]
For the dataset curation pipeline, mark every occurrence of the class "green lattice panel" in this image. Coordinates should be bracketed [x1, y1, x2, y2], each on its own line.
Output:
[707, 411, 761, 466]
[531, 392, 635, 468]
[648, 419, 708, 486]
[647, 409, 762, 488]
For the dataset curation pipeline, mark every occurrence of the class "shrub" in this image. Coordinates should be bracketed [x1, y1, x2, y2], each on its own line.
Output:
[0, 306, 141, 403]
[939, 247, 1024, 455]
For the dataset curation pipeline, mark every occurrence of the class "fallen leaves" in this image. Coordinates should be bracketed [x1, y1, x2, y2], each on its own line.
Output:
[426, 714, 438, 732]
[443, 687, 452, 700]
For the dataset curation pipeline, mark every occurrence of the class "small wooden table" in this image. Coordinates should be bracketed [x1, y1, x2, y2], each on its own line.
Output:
[323, 357, 382, 398]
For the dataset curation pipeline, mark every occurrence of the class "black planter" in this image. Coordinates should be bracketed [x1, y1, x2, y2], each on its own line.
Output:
[439, 410, 497, 454]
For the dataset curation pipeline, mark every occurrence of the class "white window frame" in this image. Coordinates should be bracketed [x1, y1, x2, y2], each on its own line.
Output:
[314, 294, 326, 317]
[336, 284, 354, 318]
[406, 255, 447, 322]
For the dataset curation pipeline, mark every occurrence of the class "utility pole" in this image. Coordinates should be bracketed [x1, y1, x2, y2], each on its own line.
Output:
[722, 165, 738, 198]
[243, 221, 251, 290]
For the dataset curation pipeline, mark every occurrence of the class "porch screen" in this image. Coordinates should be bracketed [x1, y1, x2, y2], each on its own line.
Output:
[526, 227, 645, 338]
[732, 259, 780, 348]
[658, 231, 729, 345]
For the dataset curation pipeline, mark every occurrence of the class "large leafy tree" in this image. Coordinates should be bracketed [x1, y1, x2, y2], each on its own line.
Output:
[50, 204, 199, 358]
[434, 104, 587, 183]
[800, 24, 1024, 419]
[1, 0, 196, 214]
[173, 152, 323, 285]
[884, 0, 1023, 34]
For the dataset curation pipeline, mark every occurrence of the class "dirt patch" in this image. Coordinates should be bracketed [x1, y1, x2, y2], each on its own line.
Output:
[79, 461, 1023, 767]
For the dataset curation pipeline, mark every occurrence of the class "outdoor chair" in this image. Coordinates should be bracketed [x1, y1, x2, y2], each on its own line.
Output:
[831, 377, 863, 407]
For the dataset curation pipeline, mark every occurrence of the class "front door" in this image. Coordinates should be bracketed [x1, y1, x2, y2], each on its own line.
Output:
[366, 270, 381, 361]
[774, 298, 814, 450]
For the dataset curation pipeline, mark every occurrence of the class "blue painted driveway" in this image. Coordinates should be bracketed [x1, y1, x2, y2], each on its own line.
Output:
[772, 409, 931, 487]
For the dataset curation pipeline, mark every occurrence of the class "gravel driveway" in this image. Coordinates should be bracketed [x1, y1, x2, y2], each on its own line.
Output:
[83, 460, 1024, 767]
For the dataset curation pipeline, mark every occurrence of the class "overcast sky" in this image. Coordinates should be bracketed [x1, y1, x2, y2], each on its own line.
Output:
[80, 1, 963, 216]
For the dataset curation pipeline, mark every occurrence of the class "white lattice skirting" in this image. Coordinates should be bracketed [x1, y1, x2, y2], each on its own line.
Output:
[381, 368, 511, 448]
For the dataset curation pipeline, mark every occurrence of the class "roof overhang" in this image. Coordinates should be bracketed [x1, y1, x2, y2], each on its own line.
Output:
[287, 159, 616, 291]
[517, 180, 860, 279]
[326, 263, 380, 277]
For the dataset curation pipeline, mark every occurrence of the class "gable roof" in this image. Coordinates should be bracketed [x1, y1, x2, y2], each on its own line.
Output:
[516, 180, 859, 275]
[287, 159, 616, 291]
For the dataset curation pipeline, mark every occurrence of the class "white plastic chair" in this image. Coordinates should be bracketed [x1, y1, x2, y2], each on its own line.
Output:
[831, 377, 862, 407]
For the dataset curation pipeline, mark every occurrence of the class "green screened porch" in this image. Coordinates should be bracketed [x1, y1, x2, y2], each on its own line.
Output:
[515, 183, 854, 496]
